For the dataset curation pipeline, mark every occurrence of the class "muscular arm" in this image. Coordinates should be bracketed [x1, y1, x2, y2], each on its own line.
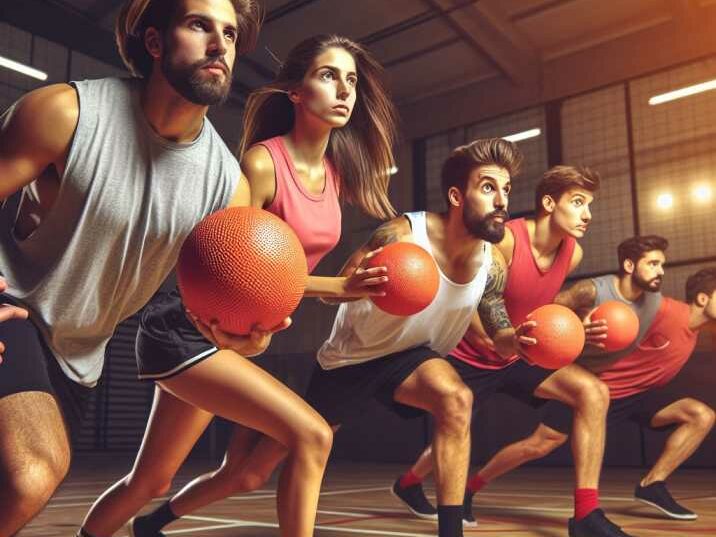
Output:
[476, 246, 515, 357]
[0, 84, 78, 200]
[309, 216, 409, 301]
[555, 278, 597, 318]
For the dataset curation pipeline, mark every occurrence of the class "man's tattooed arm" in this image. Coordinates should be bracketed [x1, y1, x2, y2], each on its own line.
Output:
[477, 247, 512, 337]
[365, 217, 407, 251]
[472, 246, 518, 358]
[555, 278, 597, 319]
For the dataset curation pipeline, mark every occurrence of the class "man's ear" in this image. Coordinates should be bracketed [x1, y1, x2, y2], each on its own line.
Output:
[448, 186, 462, 208]
[145, 27, 163, 60]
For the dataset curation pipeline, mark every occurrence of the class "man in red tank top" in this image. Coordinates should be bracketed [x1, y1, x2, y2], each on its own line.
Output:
[392, 166, 636, 537]
[466, 265, 716, 522]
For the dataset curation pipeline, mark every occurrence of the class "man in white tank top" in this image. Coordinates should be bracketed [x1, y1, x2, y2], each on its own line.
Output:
[304, 139, 531, 537]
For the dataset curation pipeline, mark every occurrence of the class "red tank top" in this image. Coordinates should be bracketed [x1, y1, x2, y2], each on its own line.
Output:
[599, 298, 697, 399]
[451, 218, 576, 369]
[258, 136, 342, 273]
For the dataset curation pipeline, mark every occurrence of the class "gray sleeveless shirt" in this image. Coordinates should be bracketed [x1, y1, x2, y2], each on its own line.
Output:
[577, 274, 662, 372]
[0, 78, 239, 386]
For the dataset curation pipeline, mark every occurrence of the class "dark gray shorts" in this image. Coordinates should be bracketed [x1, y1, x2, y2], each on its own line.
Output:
[136, 289, 217, 381]
[305, 346, 442, 425]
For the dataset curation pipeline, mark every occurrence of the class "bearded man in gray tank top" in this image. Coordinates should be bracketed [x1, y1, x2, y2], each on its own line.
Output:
[0, 1, 272, 534]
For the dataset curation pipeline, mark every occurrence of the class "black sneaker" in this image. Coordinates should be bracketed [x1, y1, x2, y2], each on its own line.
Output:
[462, 489, 477, 527]
[390, 478, 438, 520]
[127, 516, 166, 537]
[635, 481, 697, 520]
[568, 509, 633, 537]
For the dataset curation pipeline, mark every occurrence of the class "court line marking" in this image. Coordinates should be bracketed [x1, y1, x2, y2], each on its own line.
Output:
[227, 485, 389, 501]
[318, 509, 373, 518]
[174, 515, 439, 536]
[336, 503, 570, 515]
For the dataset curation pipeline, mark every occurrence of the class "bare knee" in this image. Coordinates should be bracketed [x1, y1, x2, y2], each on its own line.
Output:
[573, 375, 610, 414]
[125, 472, 173, 500]
[433, 383, 473, 433]
[299, 420, 333, 455]
[2, 454, 68, 515]
[683, 399, 716, 431]
[522, 428, 568, 460]
[228, 468, 271, 493]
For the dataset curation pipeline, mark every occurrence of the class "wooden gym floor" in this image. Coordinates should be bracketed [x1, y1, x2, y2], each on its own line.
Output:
[21, 458, 716, 536]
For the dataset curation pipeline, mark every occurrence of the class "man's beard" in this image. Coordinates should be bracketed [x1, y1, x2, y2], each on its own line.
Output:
[633, 272, 662, 292]
[162, 55, 232, 106]
[463, 208, 508, 243]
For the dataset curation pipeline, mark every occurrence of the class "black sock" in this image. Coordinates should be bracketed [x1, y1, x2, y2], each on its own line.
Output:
[137, 501, 178, 533]
[438, 505, 463, 537]
[77, 529, 98, 537]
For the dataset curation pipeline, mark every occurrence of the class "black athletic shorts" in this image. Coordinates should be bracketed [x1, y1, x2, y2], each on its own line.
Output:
[305, 346, 442, 425]
[542, 387, 690, 433]
[136, 289, 217, 381]
[446, 355, 568, 429]
[0, 294, 95, 442]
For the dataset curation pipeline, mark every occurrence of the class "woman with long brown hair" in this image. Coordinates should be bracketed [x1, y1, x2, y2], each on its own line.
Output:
[80, 34, 399, 537]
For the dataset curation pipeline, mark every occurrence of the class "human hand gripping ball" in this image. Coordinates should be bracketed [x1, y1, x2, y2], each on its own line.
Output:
[589, 300, 639, 352]
[365, 242, 439, 316]
[521, 304, 586, 369]
[177, 207, 308, 337]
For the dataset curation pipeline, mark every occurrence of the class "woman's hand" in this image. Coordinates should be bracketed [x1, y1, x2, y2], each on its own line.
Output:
[341, 247, 388, 298]
[187, 311, 292, 358]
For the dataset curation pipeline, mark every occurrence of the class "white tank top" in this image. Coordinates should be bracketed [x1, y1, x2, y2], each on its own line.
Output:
[317, 211, 492, 369]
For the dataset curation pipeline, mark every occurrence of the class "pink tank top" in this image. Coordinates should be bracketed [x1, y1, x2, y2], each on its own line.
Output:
[258, 136, 342, 273]
[451, 218, 576, 369]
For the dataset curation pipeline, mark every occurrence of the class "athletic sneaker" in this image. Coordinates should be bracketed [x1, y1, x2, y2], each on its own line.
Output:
[127, 516, 165, 537]
[568, 509, 634, 537]
[391, 478, 438, 520]
[462, 489, 477, 527]
[635, 481, 697, 520]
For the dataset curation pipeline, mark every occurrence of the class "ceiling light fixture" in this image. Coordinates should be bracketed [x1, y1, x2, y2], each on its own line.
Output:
[649, 79, 716, 105]
[502, 128, 541, 143]
[0, 54, 47, 81]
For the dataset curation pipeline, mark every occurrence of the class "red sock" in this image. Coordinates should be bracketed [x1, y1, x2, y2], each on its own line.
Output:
[399, 470, 423, 488]
[467, 473, 488, 494]
[574, 488, 599, 520]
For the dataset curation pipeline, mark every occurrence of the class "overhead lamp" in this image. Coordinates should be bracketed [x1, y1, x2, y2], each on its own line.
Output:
[656, 192, 673, 210]
[0, 54, 48, 81]
[648, 79, 716, 105]
[502, 128, 541, 143]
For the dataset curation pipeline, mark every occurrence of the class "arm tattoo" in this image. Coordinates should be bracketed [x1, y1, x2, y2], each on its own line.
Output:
[367, 220, 402, 250]
[477, 256, 512, 337]
[556, 279, 597, 315]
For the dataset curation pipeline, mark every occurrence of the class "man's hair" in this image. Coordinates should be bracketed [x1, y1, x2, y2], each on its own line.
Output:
[535, 165, 600, 213]
[617, 235, 669, 274]
[685, 267, 716, 303]
[116, 0, 261, 78]
[441, 138, 523, 203]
